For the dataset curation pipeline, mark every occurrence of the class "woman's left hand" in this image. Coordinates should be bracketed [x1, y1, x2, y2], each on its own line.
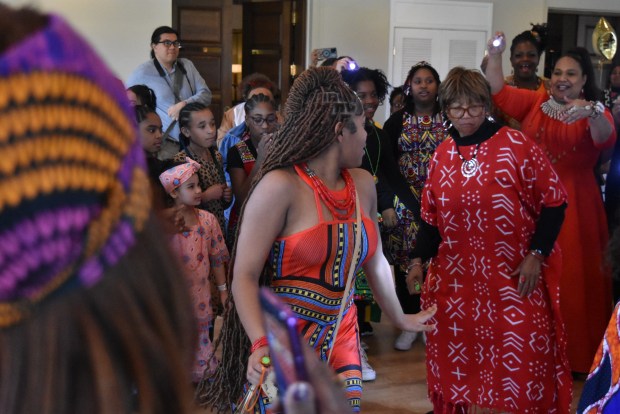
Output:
[561, 98, 596, 124]
[510, 254, 542, 297]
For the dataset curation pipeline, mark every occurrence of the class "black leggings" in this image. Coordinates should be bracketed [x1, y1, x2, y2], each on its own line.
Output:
[394, 265, 421, 314]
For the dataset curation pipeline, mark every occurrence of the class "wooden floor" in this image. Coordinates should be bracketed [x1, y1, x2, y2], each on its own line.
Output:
[199, 318, 586, 413]
[361, 319, 585, 413]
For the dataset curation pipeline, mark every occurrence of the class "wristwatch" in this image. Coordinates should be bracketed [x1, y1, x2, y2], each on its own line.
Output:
[528, 249, 545, 262]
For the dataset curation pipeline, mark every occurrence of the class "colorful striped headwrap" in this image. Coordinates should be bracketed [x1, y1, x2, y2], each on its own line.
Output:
[159, 157, 201, 194]
[0, 15, 150, 327]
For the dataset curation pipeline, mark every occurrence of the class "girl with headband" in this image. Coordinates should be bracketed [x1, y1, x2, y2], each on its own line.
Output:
[159, 158, 230, 384]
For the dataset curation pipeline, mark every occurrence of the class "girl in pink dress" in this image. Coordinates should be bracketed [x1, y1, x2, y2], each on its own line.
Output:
[159, 158, 230, 383]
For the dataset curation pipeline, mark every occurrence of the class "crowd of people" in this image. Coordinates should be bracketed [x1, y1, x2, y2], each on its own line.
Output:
[3, 3, 620, 413]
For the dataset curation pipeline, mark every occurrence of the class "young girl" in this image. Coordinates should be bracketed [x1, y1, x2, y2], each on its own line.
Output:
[135, 104, 163, 157]
[226, 93, 278, 243]
[159, 159, 230, 383]
[174, 103, 232, 238]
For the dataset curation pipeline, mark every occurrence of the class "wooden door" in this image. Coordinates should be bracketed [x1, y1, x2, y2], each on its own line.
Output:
[173, 0, 233, 123]
[242, 0, 306, 104]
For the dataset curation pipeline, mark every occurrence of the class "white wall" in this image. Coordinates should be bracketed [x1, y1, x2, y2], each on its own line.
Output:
[307, 0, 620, 123]
[309, 0, 391, 123]
[4, 0, 171, 81]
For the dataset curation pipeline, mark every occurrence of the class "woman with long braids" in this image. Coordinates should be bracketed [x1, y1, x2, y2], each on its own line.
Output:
[173, 102, 232, 237]
[487, 34, 616, 374]
[382, 61, 449, 351]
[197, 67, 436, 412]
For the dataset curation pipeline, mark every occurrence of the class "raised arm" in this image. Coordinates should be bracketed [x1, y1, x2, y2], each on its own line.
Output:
[484, 32, 507, 95]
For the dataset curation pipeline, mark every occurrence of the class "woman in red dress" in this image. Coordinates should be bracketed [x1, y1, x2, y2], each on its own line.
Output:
[485, 33, 616, 374]
[408, 67, 572, 413]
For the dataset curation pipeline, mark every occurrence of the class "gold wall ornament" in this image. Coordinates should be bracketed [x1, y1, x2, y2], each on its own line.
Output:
[592, 17, 617, 61]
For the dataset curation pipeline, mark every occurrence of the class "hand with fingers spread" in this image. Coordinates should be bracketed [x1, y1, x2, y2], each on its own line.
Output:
[398, 304, 437, 332]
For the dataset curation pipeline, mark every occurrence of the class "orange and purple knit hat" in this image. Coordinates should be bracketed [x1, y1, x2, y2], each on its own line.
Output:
[0, 14, 150, 327]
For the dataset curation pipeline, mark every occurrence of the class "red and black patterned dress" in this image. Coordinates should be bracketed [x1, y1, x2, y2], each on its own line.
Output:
[386, 112, 448, 272]
[421, 124, 572, 413]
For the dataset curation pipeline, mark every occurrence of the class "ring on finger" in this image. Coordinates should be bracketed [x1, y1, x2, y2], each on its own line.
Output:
[519, 275, 526, 283]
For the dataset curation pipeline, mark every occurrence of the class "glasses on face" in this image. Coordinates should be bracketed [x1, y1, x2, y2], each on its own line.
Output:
[157, 40, 182, 49]
[249, 115, 277, 126]
[447, 105, 485, 119]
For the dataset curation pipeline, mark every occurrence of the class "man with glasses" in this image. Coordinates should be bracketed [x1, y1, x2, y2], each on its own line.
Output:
[127, 26, 212, 159]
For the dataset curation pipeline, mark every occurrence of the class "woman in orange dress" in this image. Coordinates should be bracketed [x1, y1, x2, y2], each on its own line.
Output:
[199, 67, 437, 412]
[485, 33, 616, 373]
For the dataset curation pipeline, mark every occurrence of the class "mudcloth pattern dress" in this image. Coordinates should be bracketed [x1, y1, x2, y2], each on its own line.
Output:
[265, 167, 378, 412]
[421, 126, 572, 413]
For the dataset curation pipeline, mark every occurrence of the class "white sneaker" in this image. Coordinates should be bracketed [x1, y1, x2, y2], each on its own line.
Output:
[394, 331, 418, 351]
[360, 348, 376, 381]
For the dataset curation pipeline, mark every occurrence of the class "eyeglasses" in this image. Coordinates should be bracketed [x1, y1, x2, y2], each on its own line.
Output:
[156, 40, 182, 49]
[249, 115, 278, 126]
[447, 105, 485, 119]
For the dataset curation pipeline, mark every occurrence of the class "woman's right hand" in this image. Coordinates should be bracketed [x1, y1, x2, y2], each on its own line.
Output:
[247, 345, 271, 385]
[406, 263, 424, 295]
[202, 184, 225, 202]
[487, 31, 506, 55]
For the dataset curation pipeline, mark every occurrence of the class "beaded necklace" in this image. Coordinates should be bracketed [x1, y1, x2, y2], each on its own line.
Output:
[296, 163, 356, 220]
[540, 97, 570, 121]
[507, 75, 542, 91]
[364, 123, 381, 184]
[455, 142, 482, 177]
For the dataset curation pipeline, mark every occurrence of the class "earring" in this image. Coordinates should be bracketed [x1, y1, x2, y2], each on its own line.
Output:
[486, 113, 496, 122]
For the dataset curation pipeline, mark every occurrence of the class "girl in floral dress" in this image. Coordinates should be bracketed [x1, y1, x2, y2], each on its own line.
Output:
[159, 159, 230, 383]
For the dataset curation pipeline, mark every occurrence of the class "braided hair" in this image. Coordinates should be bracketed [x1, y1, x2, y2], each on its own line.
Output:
[197, 66, 362, 410]
[177, 102, 222, 171]
[134, 104, 157, 124]
[244, 92, 276, 117]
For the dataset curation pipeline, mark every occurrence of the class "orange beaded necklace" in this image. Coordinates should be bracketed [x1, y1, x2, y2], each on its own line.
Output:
[296, 163, 356, 220]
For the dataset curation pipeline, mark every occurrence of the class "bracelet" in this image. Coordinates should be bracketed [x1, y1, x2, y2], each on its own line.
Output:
[217, 283, 228, 291]
[588, 101, 605, 119]
[250, 336, 269, 354]
[528, 249, 545, 262]
[407, 262, 422, 272]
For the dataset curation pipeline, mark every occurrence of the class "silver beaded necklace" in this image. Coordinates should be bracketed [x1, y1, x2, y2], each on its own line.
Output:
[540, 97, 569, 120]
